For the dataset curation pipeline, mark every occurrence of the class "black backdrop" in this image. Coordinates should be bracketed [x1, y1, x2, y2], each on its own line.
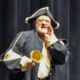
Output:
[0, 0, 80, 80]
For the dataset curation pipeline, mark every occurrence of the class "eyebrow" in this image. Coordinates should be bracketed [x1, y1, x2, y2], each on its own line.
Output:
[38, 17, 51, 21]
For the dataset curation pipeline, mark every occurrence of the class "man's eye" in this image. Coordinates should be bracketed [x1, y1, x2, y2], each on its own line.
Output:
[45, 20, 50, 23]
[39, 20, 42, 22]
[38, 19, 50, 22]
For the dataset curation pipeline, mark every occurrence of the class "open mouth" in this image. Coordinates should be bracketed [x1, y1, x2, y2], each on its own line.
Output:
[41, 25, 47, 28]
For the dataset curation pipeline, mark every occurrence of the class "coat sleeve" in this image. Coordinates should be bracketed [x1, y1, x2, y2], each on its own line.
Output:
[0, 32, 24, 71]
[48, 39, 70, 65]
[0, 31, 33, 71]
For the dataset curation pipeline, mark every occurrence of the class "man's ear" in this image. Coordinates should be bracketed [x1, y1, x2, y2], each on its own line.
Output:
[32, 21, 37, 30]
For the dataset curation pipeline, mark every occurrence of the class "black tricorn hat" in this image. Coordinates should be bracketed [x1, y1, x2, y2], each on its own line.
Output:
[25, 6, 59, 29]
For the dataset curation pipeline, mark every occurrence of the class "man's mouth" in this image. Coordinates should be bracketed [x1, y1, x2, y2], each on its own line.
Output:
[41, 26, 47, 28]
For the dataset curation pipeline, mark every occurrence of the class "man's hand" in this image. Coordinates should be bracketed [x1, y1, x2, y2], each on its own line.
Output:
[38, 25, 58, 47]
[20, 56, 35, 71]
[44, 24, 54, 41]
[38, 24, 54, 41]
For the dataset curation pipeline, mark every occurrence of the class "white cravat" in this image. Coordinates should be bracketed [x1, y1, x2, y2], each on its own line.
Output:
[37, 42, 51, 79]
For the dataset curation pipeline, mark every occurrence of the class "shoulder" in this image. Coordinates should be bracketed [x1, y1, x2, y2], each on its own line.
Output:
[17, 30, 35, 38]
[23, 30, 34, 36]
[11, 30, 34, 47]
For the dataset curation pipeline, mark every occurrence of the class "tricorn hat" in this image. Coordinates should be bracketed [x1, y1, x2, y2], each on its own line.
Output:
[25, 6, 59, 29]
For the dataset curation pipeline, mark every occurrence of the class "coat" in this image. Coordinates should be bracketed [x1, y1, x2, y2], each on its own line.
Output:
[0, 30, 70, 80]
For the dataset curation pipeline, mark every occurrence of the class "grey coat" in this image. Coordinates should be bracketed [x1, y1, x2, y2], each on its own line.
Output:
[0, 30, 70, 80]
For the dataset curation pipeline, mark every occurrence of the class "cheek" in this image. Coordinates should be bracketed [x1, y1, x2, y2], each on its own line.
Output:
[35, 23, 41, 31]
[36, 22, 42, 28]
[47, 22, 50, 25]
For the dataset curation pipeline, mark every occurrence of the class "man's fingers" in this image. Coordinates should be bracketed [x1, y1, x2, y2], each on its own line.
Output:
[20, 56, 35, 70]
[26, 62, 35, 69]
[47, 25, 54, 35]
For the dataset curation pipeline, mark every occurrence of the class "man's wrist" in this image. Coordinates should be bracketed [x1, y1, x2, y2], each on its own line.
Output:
[19, 56, 28, 72]
[45, 35, 58, 47]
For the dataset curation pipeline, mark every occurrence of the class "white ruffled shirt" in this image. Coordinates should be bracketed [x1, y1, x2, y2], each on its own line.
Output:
[37, 35, 58, 79]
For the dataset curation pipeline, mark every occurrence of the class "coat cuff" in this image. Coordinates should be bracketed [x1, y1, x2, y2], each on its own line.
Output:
[45, 35, 58, 47]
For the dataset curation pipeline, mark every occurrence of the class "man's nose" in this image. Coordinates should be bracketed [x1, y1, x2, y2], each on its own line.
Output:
[41, 20, 47, 25]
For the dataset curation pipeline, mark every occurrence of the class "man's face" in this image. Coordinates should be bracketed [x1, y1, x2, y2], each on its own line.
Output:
[35, 15, 52, 34]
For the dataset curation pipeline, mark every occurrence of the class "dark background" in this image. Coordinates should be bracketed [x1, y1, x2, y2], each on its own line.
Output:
[0, 0, 80, 80]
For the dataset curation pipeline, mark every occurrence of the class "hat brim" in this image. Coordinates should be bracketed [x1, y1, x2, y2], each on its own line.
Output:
[25, 6, 60, 29]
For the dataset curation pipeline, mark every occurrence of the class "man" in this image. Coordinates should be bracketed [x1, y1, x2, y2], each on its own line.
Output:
[0, 6, 70, 80]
